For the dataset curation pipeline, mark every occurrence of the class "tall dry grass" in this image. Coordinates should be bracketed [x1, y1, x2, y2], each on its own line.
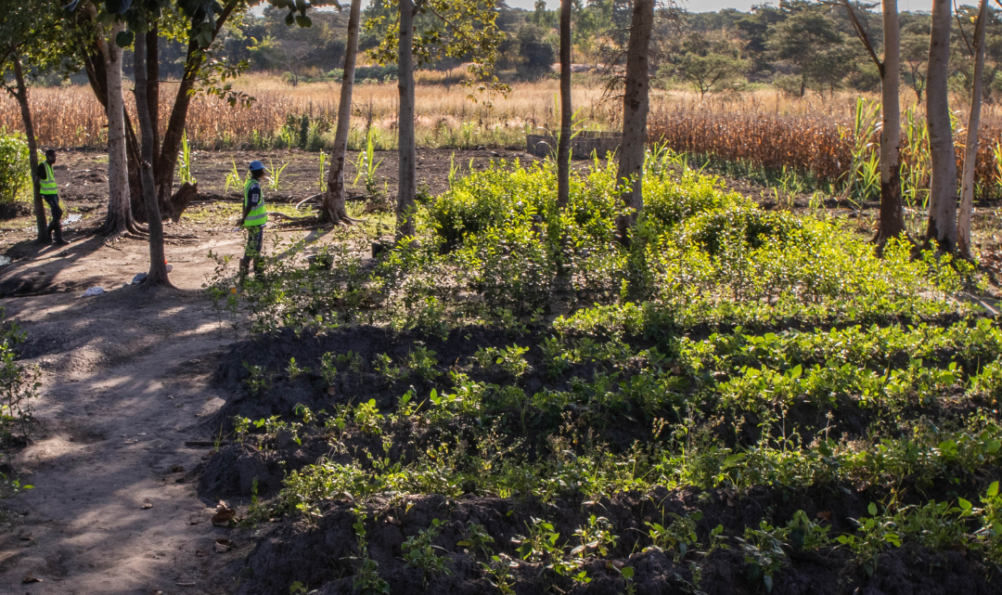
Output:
[0, 76, 616, 151]
[649, 90, 1002, 200]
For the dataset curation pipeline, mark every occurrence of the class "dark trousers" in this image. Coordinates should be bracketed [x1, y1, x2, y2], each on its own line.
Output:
[241, 226, 264, 277]
[42, 194, 63, 242]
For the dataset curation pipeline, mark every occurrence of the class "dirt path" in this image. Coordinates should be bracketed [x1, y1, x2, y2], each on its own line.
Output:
[0, 229, 302, 595]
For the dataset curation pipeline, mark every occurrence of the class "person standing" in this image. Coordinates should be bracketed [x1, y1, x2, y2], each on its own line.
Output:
[238, 160, 268, 279]
[37, 149, 67, 245]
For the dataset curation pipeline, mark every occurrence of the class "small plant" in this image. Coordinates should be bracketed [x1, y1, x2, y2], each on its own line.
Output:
[457, 521, 495, 558]
[320, 352, 338, 386]
[268, 159, 289, 192]
[0, 317, 38, 444]
[354, 399, 384, 436]
[336, 350, 364, 374]
[402, 519, 451, 586]
[475, 345, 531, 379]
[354, 127, 383, 196]
[571, 515, 617, 558]
[406, 346, 441, 381]
[736, 521, 786, 593]
[178, 130, 196, 185]
[481, 554, 517, 594]
[836, 503, 901, 577]
[647, 510, 703, 561]
[373, 353, 402, 383]
[351, 508, 390, 594]
[242, 362, 271, 399]
[225, 158, 242, 192]
[287, 357, 309, 380]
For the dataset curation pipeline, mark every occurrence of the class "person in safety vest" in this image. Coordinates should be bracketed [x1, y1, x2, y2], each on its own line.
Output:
[238, 160, 268, 279]
[36, 149, 67, 245]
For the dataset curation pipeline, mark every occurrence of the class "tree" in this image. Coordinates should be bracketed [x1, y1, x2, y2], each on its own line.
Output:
[926, 0, 957, 251]
[959, 0, 989, 258]
[100, 17, 136, 237]
[768, 7, 847, 97]
[842, 0, 906, 249]
[616, 0, 654, 243]
[901, 29, 929, 101]
[134, 19, 172, 287]
[321, 0, 362, 226]
[676, 50, 747, 97]
[0, 0, 74, 243]
[366, 0, 506, 239]
[558, 0, 571, 209]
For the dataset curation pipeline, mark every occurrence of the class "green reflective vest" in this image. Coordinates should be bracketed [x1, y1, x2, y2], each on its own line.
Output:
[40, 162, 57, 195]
[243, 178, 267, 228]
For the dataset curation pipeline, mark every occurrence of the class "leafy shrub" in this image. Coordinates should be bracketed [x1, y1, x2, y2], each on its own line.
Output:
[683, 207, 802, 255]
[0, 131, 30, 207]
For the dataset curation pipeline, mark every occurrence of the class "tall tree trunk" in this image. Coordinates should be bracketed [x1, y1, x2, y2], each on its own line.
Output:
[396, 0, 417, 239]
[874, 0, 906, 250]
[154, 1, 237, 217]
[100, 20, 140, 237]
[557, 0, 572, 209]
[615, 0, 654, 245]
[147, 24, 160, 179]
[958, 0, 989, 258]
[925, 0, 958, 251]
[9, 50, 46, 242]
[322, 0, 362, 226]
[134, 32, 171, 288]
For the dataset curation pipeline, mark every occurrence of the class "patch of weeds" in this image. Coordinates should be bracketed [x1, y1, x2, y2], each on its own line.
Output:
[402, 518, 451, 586]
[242, 363, 272, 399]
[406, 345, 441, 381]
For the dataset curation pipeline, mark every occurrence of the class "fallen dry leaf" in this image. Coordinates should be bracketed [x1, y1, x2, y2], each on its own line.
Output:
[22, 572, 42, 584]
[195, 550, 208, 557]
[142, 498, 153, 509]
[816, 510, 832, 521]
[211, 501, 236, 526]
[326, 386, 336, 395]
[215, 538, 233, 553]
[386, 516, 401, 526]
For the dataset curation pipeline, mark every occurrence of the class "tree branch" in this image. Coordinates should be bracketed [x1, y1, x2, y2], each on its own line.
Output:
[955, 0, 975, 56]
[841, 0, 884, 76]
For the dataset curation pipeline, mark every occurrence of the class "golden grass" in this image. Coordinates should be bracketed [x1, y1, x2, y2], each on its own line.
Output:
[0, 76, 616, 150]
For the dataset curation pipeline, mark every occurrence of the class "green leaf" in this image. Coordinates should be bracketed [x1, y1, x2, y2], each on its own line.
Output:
[621, 567, 634, 579]
[115, 30, 134, 48]
[959, 498, 973, 511]
[763, 574, 773, 592]
[285, 11, 295, 26]
[989, 481, 999, 497]
[295, 15, 312, 28]
[867, 502, 878, 516]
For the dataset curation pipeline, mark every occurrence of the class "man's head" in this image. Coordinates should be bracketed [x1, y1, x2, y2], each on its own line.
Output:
[45, 149, 56, 164]
[249, 160, 266, 180]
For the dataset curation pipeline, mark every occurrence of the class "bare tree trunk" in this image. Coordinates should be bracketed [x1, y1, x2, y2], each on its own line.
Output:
[396, 0, 417, 239]
[958, 0, 989, 258]
[154, 1, 237, 218]
[875, 0, 906, 250]
[147, 25, 160, 179]
[134, 32, 172, 288]
[322, 0, 362, 226]
[615, 0, 654, 245]
[9, 50, 46, 242]
[100, 20, 140, 237]
[557, 0, 572, 209]
[926, 0, 958, 251]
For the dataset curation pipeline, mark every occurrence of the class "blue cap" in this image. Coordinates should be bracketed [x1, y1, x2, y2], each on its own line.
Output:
[249, 160, 265, 172]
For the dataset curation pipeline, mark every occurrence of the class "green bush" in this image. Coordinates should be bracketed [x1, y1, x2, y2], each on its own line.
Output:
[0, 131, 30, 206]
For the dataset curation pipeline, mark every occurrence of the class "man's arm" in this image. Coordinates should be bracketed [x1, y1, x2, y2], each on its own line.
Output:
[36, 163, 46, 180]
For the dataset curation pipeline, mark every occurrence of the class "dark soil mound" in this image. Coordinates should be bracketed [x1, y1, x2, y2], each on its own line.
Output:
[235, 487, 1001, 595]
